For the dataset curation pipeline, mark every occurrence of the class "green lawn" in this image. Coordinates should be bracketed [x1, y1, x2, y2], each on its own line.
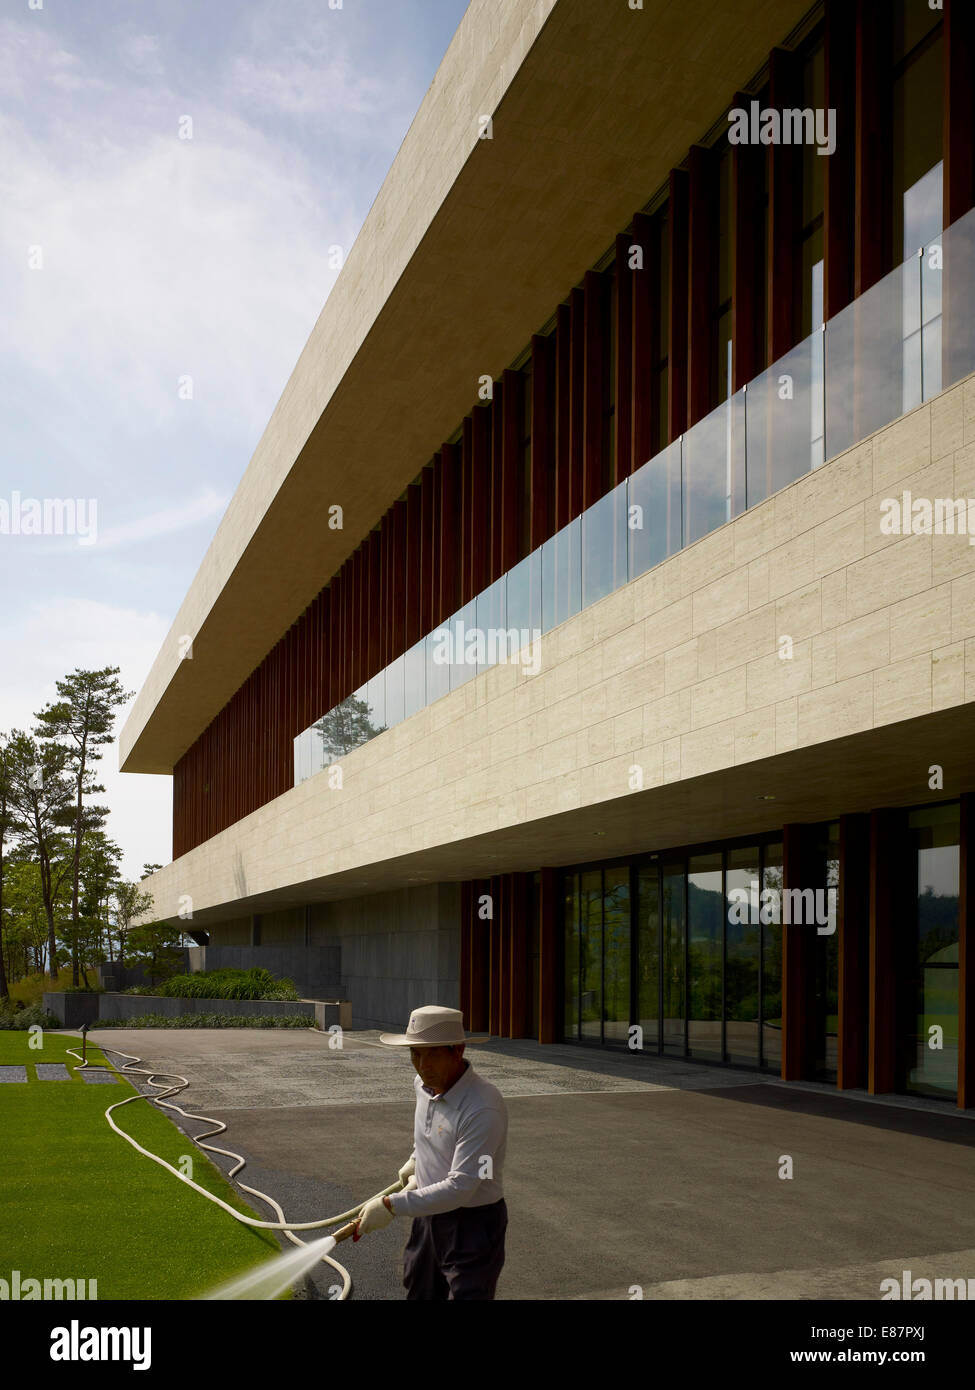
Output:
[0, 1031, 282, 1299]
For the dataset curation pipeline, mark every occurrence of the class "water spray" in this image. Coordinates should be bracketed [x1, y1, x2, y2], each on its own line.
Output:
[65, 1035, 397, 1300]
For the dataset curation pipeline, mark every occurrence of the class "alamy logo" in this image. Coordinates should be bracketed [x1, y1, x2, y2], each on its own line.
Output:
[50, 1321, 151, 1370]
[880, 490, 975, 545]
[727, 99, 836, 156]
[431, 621, 541, 677]
[727, 881, 836, 934]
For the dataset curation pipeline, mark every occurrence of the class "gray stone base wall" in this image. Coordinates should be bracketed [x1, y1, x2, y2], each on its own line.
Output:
[202, 882, 461, 1032]
[185, 944, 343, 999]
[309, 882, 460, 1031]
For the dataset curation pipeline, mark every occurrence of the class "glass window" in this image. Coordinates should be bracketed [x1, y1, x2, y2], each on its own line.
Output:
[541, 515, 581, 633]
[637, 862, 661, 1053]
[892, 8, 943, 267]
[903, 803, 959, 1100]
[683, 390, 745, 545]
[901, 162, 944, 406]
[662, 860, 686, 1055]
[385, 653, 405, 729]
[825, 256, 919, 461]
[506, 551, 542, 659]
[475, 575, 507, 678]
[580, 870, 602, 1040]
[448, 601, 477, 691]
[582, 480, 627, 608]
[425, 627, 450, 705]
[725, 846, 760, 1066]
[628, 439, 682, 578]
[602, 867, 630, 1044]
[746, 333, 821, 508]
[762, 842, 784, 1071]
[687, 852, 723, 1061]
[366, 672, 386, 736]
[404, 639, 426, 720]
[314, 687, 372, 760]
[311, 721, 327, 778]
[563, 873, 580, 1040]
[813, 823, 840, 1082]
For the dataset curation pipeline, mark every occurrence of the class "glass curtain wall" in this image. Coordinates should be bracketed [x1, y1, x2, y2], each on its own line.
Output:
[812, 823, 840, 1082]
[563, 865, 631, 1044]
[687, 853, 724, 1062]
[725, 845, 761, 1066]
[902, 803, 960, 1100]
[662, 860, 687, 1055]
[762, 842, 784, 1071]
[565, 840, 785, 1071]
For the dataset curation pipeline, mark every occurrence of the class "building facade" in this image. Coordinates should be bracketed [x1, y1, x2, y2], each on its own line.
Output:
[122, 0, 975, 1108]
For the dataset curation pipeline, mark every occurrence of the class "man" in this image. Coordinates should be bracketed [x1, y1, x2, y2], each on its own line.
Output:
[354, 1004, 508, 1301]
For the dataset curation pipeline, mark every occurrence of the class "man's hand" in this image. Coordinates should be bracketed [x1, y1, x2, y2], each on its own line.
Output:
[398, 1155, 415, 1187]
[353, 1196, 395, 1241]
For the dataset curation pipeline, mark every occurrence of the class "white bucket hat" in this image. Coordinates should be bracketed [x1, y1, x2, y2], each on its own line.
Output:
[379, 1005, 471, 1047]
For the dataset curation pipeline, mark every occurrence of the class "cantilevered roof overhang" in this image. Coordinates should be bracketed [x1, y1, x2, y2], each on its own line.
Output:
[120, 0, 813, 775]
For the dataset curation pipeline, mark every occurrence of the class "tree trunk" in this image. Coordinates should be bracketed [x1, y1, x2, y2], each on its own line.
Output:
[69, 711, 90, 990]
[0, 793, 8, 1002]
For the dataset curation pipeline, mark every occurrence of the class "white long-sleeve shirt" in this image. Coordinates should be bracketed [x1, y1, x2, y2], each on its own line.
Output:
[387, 1061, 507, 1218]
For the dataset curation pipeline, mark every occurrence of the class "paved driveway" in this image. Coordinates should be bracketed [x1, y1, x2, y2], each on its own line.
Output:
[81, 1028, 975, 1301]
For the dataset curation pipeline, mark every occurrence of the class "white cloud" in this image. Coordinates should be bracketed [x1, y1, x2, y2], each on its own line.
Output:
[94, 488, 231, 552]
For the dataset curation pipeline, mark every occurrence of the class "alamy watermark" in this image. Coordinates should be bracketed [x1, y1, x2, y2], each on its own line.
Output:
[881, 1270, 975, 1300]
[880, 490, 975, 545]
[728, 880, 836, 934]
[2, 1269, 97, 1299]
[431, 621, 541, 677]
[727, 100, 836, 156]
[0, 492, 97, 545]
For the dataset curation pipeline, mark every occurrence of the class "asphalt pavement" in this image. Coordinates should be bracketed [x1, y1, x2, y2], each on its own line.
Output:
[78, 1028, 975, 1301]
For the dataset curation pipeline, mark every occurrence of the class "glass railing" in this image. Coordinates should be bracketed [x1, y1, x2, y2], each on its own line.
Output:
[294, 205, 975, 785]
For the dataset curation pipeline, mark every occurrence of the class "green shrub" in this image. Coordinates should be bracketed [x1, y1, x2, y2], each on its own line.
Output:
[0, 1002, 61, 1030]
[92, 1013, 312, 1029]
[156, 968, 299, 1001]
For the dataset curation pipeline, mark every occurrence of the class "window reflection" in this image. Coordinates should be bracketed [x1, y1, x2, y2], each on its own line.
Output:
[637, 863, 661, 1051]
[687, 853, 723, 1061]
[762, 843, 783, 1071]
[904, 804, 959, 1100]
[580, 870, 602, 1040]
[563, 873, 580, 1040]
[602, 867, 630, 1043]
[726, 847, 760, 1066]
[662, 861, 686, 1055]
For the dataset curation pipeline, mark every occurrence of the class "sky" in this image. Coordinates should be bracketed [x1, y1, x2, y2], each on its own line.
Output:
[0, 0, 470, 881]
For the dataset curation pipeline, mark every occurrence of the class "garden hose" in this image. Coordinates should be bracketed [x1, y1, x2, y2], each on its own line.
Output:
[65, 1035, 401, 1300]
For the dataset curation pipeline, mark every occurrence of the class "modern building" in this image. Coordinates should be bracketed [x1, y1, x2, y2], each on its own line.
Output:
[122, 0, 975, 1108]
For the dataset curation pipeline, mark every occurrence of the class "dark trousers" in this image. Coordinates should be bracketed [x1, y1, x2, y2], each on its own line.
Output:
[403, 1198, 507, 1300]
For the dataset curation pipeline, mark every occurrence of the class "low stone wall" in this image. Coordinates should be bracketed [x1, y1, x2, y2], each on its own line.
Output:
[43, 993, 101, 1030]
[44, 992, 351, 1030]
